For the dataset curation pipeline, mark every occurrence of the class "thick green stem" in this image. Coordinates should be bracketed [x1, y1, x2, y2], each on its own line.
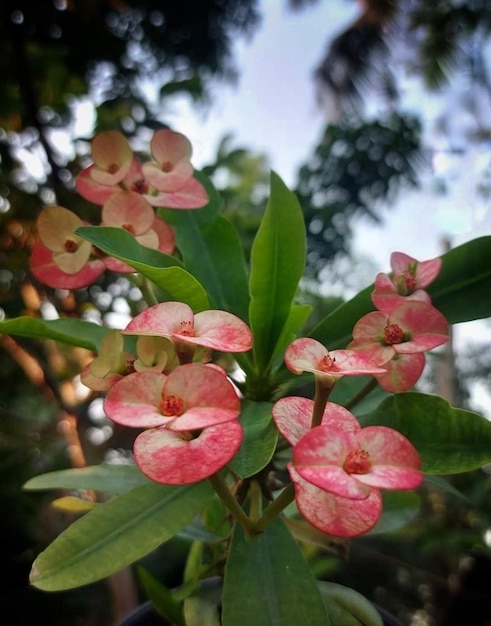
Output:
[252, 482, 295, 533]
[208, 473, 254, 534]
[249, 480, 263, 521]
[345, 377, 378, 411]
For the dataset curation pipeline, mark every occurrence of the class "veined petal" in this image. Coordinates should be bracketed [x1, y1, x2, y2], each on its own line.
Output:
[134, 421, 242, 485]
[104, 371, 169, 428]
[102, 192, 155, 235]
[30, 240, 105, 289]
[124, 301, 194, 337]
[374, 353, 426, 392]
[192, 310, 253, 352]
[144, 177, 209, 209]
[272, 397, 360, 446]
[288, 465, 382, 537]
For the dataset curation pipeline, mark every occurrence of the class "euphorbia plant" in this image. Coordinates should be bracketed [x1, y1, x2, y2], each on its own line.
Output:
[2, 127, 491, 626]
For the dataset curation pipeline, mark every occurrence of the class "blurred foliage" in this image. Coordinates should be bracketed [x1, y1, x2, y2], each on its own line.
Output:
[296, 112, 423, 276]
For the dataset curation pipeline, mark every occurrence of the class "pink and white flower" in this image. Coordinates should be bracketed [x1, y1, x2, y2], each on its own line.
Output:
[372, 252, 442, 314]
[292, 422, 423, 500]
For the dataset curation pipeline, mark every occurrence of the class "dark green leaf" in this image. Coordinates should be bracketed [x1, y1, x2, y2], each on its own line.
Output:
[359, 392, 491, 474]
[30, 481, 213, 591]
[229, 401, 278, 478]
[369, 491, 421, 535]
[222, 518, 330, 626]
[137, 566, 185, 626]
[428, 236, 491, 323]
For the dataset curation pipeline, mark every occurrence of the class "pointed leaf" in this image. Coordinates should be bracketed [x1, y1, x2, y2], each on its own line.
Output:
[137, 566, 185, 626]
[229, 401, 278, 478]
[23, 464, 149, 494]
[317, 582, 383, 626]
[77, 226, 209, 311]
[360, 392, 491, 474]
[249, 172, 306, 373]
[30, 480, 213, 591]
[0, 317, 109, 351]
[222, 518, 330, 626]
[428, 236, 491, 323]
[162, 212, 250, 322]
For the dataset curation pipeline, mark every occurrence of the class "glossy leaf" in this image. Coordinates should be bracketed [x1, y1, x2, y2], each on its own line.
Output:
[359, 392, 491, 474]
[428, 235, 491, 322]
[222, 518, 330, 626]
[317, 582, 383, 626]
[229, 401, 278, 478]
[23, 464, 150, 494]
[369, 491, 421, 535]
[249, 172, 306, 373]
[162, 211, 250, 323]
[77, 226, 210, 312]
[30, 481, 213, 591]
[0, 317, 109, 351]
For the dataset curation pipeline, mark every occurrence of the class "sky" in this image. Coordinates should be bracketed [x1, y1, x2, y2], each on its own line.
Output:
[162, 0, 491, 273]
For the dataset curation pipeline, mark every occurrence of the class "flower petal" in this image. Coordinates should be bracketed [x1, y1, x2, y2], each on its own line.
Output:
[288, 466, 382, 537]
[104, 371, 169, 428]
[374, 353, 426, 392]
[124, 301, 194, 337]
[144, 176, 209, 209]
[192, 310, 253, 352]
[134, 421, 243, 485]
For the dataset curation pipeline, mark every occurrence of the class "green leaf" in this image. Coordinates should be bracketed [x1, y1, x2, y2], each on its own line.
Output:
[222, 517, 330, 626]
[369, 491, 421, 535]
[229, 401, 278, 478]
[249, 172, 306, 373]
[317, 582, 383, 626]
[270, 303, 313, 366]
[137, 566, 185, 626]
[162, 212, 250, 322]
[429, 236, 491, 323]
[30, 480, 213, 591]
[359, 392, 491, 474]
[0, 317, 109, 351]
[23, 464, 149, 494]
[77, 226, 210, 312]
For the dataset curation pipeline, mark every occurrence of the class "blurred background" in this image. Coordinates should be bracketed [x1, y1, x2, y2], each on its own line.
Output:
[1, 1, 491, 624]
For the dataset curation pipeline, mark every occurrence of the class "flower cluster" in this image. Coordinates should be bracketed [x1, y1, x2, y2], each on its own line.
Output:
[268, 254, 448, 536]
[27, 127, 450, 542]
[30, 129, 208, 289]
[82, 301, 253, 484]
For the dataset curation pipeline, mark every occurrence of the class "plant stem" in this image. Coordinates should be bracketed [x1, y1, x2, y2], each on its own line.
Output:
[252, 482, 295, 533]
[345, 377, 378, 411]
[249, 479, 263, 521]
[310, 378, 333, 428]
[208, 473, 254, 534]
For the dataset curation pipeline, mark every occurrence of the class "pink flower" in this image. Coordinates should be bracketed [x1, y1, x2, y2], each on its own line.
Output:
[30, 206, 105, 289]
[103, 363, 243, 485]
[272, 397, 383, 536]
[123, 301, 253, 360]
[284, 337, 386, 385]
[141, 129, 194, 193]
[76, 130, 209, 209]
[292, 422, 423, 500]
[288, 466, 382, 537]
[348, 301, 448, 366]
[372, 252, 441, 314]
[272, 396, 360, 446]
[89, 131, 134, 187]
[133, 421, 243, 485]
[104, 364, 240, 432]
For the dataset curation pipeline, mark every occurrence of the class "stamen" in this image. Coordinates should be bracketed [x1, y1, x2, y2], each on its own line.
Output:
[160, 394, 185, 416]
[317, 354, 341, 372]
[344, 449, 371, 474]
[383, 323, 405, 345]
